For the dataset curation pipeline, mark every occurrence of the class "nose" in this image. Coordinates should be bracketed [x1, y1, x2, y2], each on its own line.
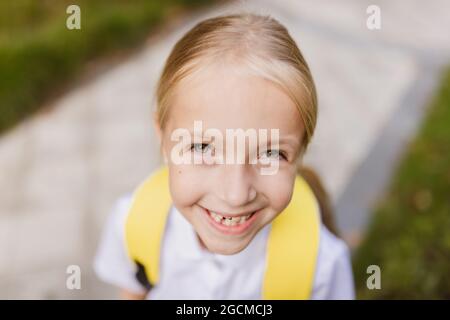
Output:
[218, 164, 257, 208]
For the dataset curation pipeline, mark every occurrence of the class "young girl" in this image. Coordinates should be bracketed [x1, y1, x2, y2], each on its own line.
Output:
[94, 13, 355, 300]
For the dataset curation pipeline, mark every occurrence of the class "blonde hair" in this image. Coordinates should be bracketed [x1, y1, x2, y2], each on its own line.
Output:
[155, 13, 318, 151]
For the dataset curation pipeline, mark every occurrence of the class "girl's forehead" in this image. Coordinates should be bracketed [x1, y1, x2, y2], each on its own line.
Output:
[169, 63, 303, 132]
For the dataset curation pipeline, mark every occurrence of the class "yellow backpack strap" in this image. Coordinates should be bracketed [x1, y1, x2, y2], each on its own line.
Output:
[262, 175, 321, 299]
[124, 166, 171, 286]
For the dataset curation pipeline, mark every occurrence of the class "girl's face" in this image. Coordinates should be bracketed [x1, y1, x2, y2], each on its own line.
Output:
[157, 63, 305, 255]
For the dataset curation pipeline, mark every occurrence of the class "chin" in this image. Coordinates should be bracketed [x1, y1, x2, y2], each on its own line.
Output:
[202, 236, 251, 255]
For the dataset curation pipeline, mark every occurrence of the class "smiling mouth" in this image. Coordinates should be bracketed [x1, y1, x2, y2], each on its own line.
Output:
[208, 210, 255, 226]
[201, 206, 259, 234]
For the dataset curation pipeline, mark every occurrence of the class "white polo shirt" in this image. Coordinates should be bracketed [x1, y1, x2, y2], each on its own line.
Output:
[94, 194, 355, 299]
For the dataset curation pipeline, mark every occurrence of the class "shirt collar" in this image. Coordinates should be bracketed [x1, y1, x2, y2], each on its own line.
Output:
[170, 205, 270, 269]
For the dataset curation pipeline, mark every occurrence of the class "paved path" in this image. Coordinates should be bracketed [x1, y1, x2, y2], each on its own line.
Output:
[1, 0, 449, 298]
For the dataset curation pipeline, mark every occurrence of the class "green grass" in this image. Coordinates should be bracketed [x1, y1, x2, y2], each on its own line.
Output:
[352, 68, 450, 299]
[0, 0, 212, 134]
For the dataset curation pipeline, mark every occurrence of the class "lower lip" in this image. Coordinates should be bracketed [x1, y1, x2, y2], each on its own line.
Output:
[201, 207, 259, 235]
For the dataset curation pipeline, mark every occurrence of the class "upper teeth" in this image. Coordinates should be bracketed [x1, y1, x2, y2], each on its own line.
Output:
[209, 211, 253, 226]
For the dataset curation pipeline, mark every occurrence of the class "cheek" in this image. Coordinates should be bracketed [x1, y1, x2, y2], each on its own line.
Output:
[261, 172, 296, 212]
[168, 165, 205, 208]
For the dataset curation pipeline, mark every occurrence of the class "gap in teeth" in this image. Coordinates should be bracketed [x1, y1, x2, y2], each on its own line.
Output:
[209, 211, 253, 226]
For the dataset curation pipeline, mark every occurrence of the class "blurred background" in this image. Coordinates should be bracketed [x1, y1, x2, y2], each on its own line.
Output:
[0, 0, 449, 299]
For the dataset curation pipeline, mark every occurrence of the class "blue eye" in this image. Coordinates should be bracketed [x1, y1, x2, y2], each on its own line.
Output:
[263, 149, 287, 160]
[191, 143, 212, 154]
[267, 150, 279, 157]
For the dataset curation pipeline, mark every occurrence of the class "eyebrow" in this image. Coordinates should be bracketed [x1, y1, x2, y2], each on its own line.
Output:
[266, 134, 301, 151]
